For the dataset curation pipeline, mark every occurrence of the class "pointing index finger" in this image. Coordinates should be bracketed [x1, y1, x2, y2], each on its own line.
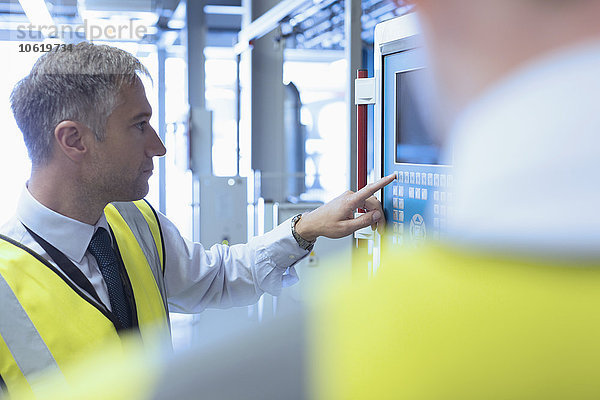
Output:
[355, 173, 396, 202]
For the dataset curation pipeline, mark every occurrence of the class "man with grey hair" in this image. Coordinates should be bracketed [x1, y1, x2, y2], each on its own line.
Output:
[0, 42, 393, 395]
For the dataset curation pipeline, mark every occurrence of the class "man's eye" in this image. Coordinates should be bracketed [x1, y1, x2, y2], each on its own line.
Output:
[135, 121, 147, 131]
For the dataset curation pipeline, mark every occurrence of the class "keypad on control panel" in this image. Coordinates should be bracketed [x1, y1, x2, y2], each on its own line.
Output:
[390, 170, 453, 241]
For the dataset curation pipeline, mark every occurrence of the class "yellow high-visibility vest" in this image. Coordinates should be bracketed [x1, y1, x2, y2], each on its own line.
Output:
[0, 200, 170, 397]
[311, 244, 600, 399]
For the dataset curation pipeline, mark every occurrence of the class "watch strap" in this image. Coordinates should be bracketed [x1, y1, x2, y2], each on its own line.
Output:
[291, 214, 315, 251]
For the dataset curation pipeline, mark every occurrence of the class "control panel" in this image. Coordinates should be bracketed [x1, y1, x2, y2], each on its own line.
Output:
[374, 14, 453, 247]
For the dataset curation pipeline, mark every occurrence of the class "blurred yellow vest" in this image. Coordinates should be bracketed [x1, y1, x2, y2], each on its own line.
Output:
[0, 200, 169, 397]
[312, 245, 600, 399]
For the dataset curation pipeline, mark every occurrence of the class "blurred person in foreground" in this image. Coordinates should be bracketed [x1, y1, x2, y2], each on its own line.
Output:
[0, 41, 394, 397]
[8, 0, 600, 398]
[312, 0, 600, 397]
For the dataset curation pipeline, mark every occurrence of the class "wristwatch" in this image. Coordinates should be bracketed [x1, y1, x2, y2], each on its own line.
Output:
[291, 213, 316, 251]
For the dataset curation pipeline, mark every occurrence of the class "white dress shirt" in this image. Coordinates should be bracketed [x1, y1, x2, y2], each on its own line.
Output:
[0, 187, 307, 313]
[444, 40, 600, 258]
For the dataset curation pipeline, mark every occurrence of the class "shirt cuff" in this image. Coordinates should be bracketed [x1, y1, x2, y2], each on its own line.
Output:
[255, 216, 311, 270]
[250, 217, 309, 295]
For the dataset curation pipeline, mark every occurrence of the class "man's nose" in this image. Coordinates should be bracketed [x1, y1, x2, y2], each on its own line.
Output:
[147, 125, 166, 157]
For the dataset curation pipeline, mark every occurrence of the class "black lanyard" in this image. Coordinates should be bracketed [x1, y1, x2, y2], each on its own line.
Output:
[24, 225, 103, 305]
[22, 224, 138, 333]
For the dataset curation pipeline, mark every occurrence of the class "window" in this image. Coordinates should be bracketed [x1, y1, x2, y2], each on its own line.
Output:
[205, 47, 238, 177]
[284, 56, 349, 202]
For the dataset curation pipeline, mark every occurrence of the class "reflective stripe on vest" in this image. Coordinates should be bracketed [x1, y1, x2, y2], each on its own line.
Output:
[105, 200, 170, 333]
[108, 201, 168, 321]
[0, 200, 169, 394]
[0, 271, 66, 393]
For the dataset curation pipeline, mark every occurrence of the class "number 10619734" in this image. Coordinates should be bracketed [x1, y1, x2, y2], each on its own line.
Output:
[19, 43, 73, 52]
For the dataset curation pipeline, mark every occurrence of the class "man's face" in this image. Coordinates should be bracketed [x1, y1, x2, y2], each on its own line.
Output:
[86, 77, 166, 202]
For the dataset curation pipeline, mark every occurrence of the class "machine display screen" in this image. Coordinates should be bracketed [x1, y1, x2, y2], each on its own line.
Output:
[395, 69, 440, 164]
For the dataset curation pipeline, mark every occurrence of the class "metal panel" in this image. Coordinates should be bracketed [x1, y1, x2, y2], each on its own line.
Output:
[200, 176, 248, 246]
[249, 0, 286, 203]
[380, 35, 422, 57]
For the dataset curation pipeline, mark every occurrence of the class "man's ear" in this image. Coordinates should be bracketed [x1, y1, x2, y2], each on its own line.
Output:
[54, 120, 92, 162]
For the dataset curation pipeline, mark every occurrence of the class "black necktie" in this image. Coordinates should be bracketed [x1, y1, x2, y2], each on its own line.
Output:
[87, 227, 132, 329]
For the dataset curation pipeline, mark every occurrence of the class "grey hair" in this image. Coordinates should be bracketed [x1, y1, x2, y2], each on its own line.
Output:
[10, 42, 150, 166]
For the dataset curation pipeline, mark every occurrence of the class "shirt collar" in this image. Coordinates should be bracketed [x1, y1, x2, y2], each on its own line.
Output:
[16, 185, 110, 263]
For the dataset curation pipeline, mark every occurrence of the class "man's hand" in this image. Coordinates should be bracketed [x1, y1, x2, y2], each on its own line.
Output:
[294, 173, 396, 241]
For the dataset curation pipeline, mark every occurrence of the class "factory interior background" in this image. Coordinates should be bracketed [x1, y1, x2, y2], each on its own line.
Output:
[1, 0, 411, 350]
